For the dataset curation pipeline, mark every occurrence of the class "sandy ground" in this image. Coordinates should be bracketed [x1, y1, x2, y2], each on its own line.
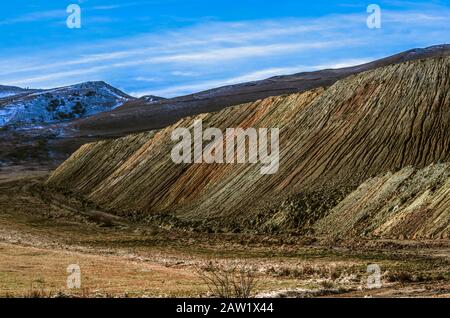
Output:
[0, 166, 449, 298]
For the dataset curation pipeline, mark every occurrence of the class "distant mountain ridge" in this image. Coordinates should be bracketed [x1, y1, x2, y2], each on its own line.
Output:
[141, 95, 166, 104]
[0, 81, 133, 127]
[0, 84, 36, 99]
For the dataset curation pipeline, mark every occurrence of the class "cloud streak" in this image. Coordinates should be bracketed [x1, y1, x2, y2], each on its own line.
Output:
[138, 58, 372, 97]
[1, 3, 450, 97]
[0, 9, 65, 26]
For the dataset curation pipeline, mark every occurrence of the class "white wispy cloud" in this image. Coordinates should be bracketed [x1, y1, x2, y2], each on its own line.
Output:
[150, 40, 357, 64]
[92, 5, 124, 10]
[134, 76, 159, 82]
[5, 65, 112, 86]
[0, 9, 65, 26]
[134, 58, 374, 97]
[1, 3, 450, 96]
[171, 71, 199, 77]
[92, 1, 155, 11]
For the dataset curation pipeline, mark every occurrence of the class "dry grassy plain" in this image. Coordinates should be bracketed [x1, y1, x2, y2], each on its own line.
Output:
[0, 166, 449, 298]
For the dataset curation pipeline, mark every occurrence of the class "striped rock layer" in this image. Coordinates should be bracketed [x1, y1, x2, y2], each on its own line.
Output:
[47, 57, 450, 238]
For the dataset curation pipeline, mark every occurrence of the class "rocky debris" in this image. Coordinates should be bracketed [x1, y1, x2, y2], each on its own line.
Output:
[315, 163, 450, 239]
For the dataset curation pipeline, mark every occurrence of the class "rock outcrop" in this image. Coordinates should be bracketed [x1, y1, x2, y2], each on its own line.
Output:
[315, 163, 450, 239]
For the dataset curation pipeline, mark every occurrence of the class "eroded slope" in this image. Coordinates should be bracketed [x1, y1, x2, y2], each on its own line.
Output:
[48, 56, 450, 233]
[315, 163, 450, 239]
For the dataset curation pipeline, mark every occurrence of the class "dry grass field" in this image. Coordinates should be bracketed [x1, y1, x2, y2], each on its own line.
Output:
[0, 166, 449, 298]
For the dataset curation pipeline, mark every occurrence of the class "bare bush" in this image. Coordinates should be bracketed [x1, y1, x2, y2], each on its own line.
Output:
[197, 262, 257, 298]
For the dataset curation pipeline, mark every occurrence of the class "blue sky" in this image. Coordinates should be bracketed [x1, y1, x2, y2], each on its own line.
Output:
[0, 0, 449, 97]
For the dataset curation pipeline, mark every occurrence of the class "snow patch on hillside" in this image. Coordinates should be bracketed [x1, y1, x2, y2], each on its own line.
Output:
[0, 82, 131, 127]
[0, 92, 19, 98]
